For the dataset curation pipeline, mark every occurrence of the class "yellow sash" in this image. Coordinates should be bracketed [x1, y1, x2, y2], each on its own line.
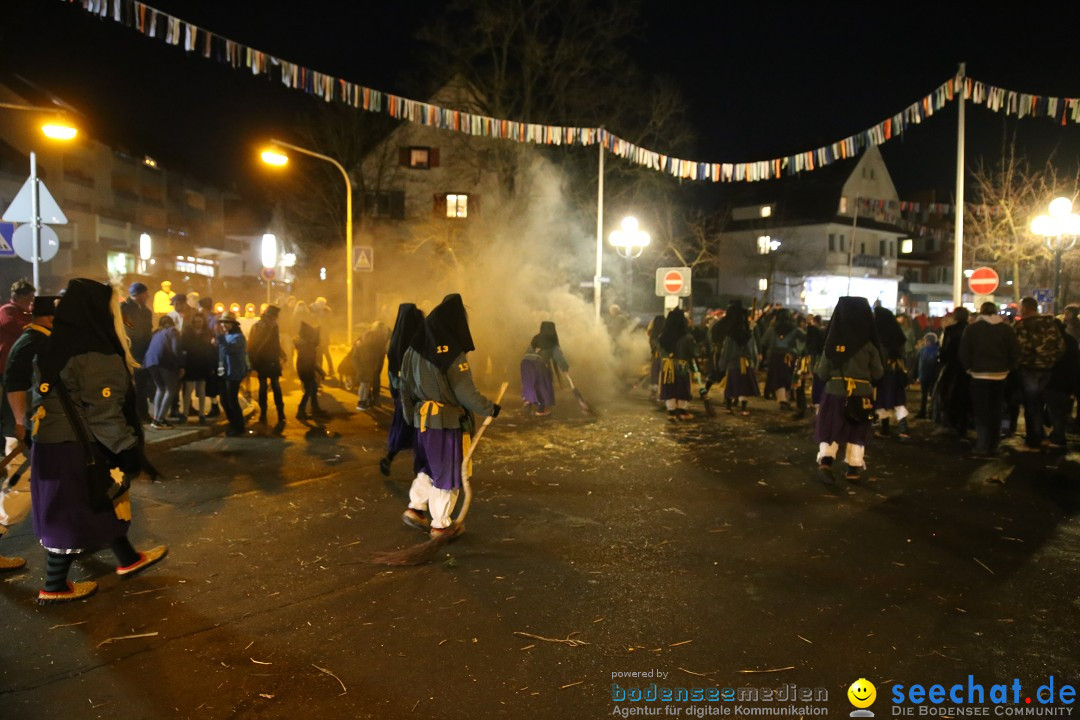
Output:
[660, 357, 676, 384]
[418, 400, 444, 433]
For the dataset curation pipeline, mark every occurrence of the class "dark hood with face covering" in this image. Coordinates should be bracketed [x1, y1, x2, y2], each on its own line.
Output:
[388, 303, 425, 377]
[824, 296, 878, 364]
[410, 294, 475, 371]
[719, 301, 752, 346]
[658, 309, 689, 353]
[531, 321, 559, 351]
[40, 279, 127, 386]
[874, 306, 907, 360]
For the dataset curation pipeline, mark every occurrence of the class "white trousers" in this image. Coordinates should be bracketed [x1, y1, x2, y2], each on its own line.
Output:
[875, 405, 909, 422]
[817, 442, 866, 468]
[775, 388, 788, 403]
[665, 399, 689, 410]
[408, 472, 460, 529]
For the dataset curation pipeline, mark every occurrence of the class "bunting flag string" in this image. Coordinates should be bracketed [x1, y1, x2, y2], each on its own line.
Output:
[65, 0, 1080, 183]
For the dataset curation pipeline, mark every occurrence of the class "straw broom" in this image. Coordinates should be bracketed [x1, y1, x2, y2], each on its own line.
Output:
[371, 382, 508, 566]
[563, 372, 595, 414]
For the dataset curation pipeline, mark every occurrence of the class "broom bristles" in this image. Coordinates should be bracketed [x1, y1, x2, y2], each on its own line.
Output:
[369, 524, 464, 566]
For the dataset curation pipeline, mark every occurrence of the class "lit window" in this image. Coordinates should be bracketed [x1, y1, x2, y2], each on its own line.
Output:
[757, 235, 780, 254]
[901, 239, 913, 254]
[410, 148, 430, 169]
[760, 205, 772, 218]
[758, 278, 768, 291]
[446, 194, 468, 218]
[839, 197, 848, 213]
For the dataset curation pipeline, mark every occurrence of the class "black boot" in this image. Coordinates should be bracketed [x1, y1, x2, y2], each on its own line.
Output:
[897, 418, 910, 438]
[876, 419, 890, 437]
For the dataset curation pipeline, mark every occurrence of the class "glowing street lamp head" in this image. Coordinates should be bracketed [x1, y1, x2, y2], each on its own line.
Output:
[1048, 197, 1073, 219]
[41, 122, 78, 141]
[261, 233, 278, 269]
[260, 149, 289, 167]
[621, 216, 639, 233]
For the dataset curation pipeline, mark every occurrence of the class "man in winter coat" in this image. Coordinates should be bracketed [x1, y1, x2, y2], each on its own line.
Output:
[958, 302, 1020, 457]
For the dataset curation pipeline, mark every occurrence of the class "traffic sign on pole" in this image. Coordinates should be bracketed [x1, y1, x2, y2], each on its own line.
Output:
[353, 246, 374, 272]
[2, 175, 68, 224]
[655, 267, 691, 297]
[967, 267, 999, 295]
[0, 223, 15, 257]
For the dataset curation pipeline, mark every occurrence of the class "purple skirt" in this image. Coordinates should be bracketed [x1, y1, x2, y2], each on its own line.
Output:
[724, 366, 760, 400]
[875, 368, 909, 410]
[413, 427, 464, 491]
[659, 371, 691, 401]
[764, 352, 795, 395]
[387, 395, 415, 454]
[815, 393, 872, 446]
[31, 442, 129, 553]
[520, 357, 555, 406]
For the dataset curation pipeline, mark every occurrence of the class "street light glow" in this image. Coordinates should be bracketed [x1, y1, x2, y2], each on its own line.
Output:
[260, 149, 289, 167]
[261, 233, 277, 269]
[41, 122, 78, 141]
[1048, 196, 1073, 219]
[608, 216, 650, 249]
[139, 232, 152, 260]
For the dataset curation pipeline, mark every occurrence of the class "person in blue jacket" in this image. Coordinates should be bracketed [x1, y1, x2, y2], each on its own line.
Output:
[143, 316, 184, 429]
[216, 311, 249, 437]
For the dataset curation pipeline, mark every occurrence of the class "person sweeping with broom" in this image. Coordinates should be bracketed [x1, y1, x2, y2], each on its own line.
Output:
[398, 294, 500, 540]
[520, 321, 568, 417]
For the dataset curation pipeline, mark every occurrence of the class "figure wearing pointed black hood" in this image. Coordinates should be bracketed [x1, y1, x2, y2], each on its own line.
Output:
[760, 308, 805, 412]
[715, 302, 760, 414]
[812, 296, 884, 482]
[520, 321, 569, 417]
[398, 294, 498, 536]
[30, 279, 167, 605]
[657, 309, 695, 420]
[379, 304, 425, 475]
[872, 306, 912, 437]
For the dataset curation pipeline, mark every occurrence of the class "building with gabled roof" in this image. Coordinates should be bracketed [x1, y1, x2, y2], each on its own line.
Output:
[714, 146, 912, 316]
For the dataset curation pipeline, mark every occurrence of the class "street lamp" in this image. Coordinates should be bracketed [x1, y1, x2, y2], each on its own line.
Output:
[1030, 196, 1080, 315]
[260, 139, 354, 345]
[608, 216, 650, 315]
[139, 232, 152, 274]
[0, 105, 78, 289]
[261, 233, 277, 306]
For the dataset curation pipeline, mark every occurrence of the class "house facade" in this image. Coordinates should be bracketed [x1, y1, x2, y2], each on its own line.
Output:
[0, 78, 265, 299]
[715, 147, 916, 317]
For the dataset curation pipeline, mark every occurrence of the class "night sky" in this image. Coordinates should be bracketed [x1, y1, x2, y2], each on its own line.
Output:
[3, 1, 1079, 201]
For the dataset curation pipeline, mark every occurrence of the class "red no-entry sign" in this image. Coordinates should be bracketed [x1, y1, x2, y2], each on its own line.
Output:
[655, 267, 692, 297]
[968, 267, 999, 295]
[664, 271, 683, 293]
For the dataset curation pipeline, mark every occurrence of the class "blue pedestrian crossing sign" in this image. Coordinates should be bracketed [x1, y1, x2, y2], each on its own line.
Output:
[0, 223, 14, 257]
[1033, 288, 1053, 305]
[353, 246, 374, 272]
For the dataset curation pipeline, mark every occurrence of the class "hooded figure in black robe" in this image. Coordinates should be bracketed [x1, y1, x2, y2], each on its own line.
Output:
[379, 303, 426, 475]
[398, 294, 498, 535]
[31, 279, 166, 604]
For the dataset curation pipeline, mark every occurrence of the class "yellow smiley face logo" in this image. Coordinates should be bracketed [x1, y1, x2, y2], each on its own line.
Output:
[848, 678, 877, 709]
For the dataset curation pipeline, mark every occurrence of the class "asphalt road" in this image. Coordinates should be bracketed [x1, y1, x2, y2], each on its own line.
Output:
[1, 380, 1078, 719]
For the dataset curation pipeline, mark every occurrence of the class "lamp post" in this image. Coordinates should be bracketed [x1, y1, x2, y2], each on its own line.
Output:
[260, 139, 354, 345]
[608, 216, 650, 316]
[0, 105, 78, 289]
[1030, 196, 1080, 315]
[261, 233, 277, 306]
